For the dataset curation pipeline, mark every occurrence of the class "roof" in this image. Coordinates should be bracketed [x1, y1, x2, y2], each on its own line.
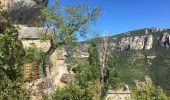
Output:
[107, 85, 131, 94]
[18, 26, 53, 39]
[107, 90, 131, 94]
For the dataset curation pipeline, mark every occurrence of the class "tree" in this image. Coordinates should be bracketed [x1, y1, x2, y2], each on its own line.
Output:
[72, 39, 121, 99]
[99, 35, 109, 97]
[0, 5, 30, 99]
[38, 1, 101, 60]
[132, 76, 169, 100]
[72, 40, 100, 87]
[51, 82, 90, 100]
[104, 55, 120, 91]
[88, 40, 100, 80]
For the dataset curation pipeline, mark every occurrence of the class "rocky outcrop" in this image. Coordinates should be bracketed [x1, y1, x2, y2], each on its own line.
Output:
[145, 35, 153, 50]
[158, 32, 170, 48]
[112, 35, 153, 51]
[0, 0, 48, 26]
[145, 27, 167, 33]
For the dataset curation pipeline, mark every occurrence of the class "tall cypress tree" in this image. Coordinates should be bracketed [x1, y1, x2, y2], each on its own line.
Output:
[88, 40, 100, 80]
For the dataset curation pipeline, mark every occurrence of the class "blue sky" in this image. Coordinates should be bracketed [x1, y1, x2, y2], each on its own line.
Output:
[48, 0, 170, 37]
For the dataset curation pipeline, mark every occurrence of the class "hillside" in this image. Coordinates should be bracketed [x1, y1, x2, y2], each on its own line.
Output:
[103, 27, 170, 95]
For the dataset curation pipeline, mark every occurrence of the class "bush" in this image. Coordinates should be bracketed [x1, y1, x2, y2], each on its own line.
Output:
[132, 77, 169, 100]
[51, 82, 90, 100]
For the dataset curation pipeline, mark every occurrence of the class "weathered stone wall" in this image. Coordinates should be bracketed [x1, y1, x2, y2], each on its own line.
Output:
[106, 94, 131, 100]
[22, 39, 68, 99]
[21, 40, 50, 52]
[106, 85, 131, 100]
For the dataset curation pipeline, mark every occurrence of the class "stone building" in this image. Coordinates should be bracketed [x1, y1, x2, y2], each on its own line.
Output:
[106, 85, 131, 100]
[18, 26, 51, 51]
[18, 26, 67, 77]
[19, 26, 68, 99]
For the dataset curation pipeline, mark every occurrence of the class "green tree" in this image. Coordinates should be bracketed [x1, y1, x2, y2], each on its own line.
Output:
[0, 6, 30, 99]
[104, 55, 120, 90]
[72, 40, 100, 87]
[38, 1, 101, 60]
[51, 82, 90, 100]
[88, 40, 100, 80]
[73, 40, 121, 99]
[132, 77, 169, 100]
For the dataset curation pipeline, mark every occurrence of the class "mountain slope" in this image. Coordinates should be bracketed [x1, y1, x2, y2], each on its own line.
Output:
[107, 27, 170, 95]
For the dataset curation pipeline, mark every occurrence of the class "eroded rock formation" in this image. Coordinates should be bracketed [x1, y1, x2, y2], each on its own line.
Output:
[158, 32, 170, 48]
[111, 35, 153, 51]
[0, 0, 48, 26]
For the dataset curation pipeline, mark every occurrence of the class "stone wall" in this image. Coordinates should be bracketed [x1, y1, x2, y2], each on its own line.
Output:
[106, 93, 131, 100]
[21, 40, 50, 52]
[106, 85, 131, 100]
[22, 39, 68, 99]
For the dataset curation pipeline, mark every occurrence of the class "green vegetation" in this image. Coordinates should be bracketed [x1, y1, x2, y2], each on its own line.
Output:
[38, 1, 101, 60]
[51, 82, 91, 100]
[107, 29, 170, 96]
[1, 0, 170, 99]
[24, 45, 45, 62]
[0, 6, 30, 99]
[49, 40, 120, 100]
[132, 77, 169, 100]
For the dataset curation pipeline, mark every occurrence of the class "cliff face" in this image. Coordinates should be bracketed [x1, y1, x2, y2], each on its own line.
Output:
[158, 32, 170, 48]
[112, 35, 153, 51]
[109, 28, 169, 51]
[0, 0, 48, 26]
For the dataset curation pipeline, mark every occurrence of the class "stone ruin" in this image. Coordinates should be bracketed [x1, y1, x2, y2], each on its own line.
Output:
[106, 85, 131, 100]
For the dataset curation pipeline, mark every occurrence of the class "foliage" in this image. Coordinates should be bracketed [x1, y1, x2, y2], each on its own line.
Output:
[107, 28, 170, 96]
[0, 18, 24, 80]
[0, 6, 30, 99]
[104, 55, 121, 90]
[132, 78, 169, 100]
[72, 40, 101, 87]
[88, 40, 100, 80]
[72, 40, 121, 98]
[0, 75, 30, 100]
[51, 82, 90, 100]
[24, 45, 45, 62]
[37, 0, 101, 60]
[72, 61, 92, 87]
[86, 80, 101, 100]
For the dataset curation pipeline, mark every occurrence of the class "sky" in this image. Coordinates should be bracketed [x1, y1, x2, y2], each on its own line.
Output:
[48, 0, 170, 37]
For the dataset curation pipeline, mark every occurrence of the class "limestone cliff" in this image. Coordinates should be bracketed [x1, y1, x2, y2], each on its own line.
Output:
[158, 32, 170, 48]
[109, 28, 169, 51]
[0, 0, 48, 26]
[115, 35, 153, 51]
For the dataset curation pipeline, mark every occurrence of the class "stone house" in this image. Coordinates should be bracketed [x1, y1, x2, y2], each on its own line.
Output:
[18, 26, 68, 79]
[18, 26, 51, 51]
[18, 26, 69, 99]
